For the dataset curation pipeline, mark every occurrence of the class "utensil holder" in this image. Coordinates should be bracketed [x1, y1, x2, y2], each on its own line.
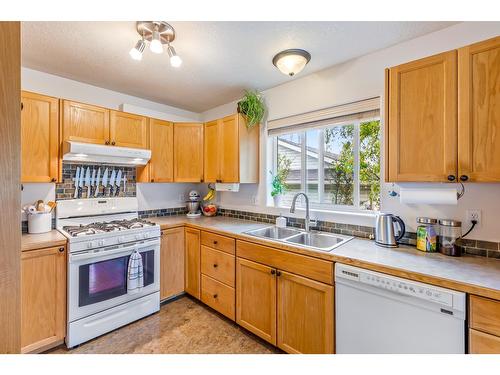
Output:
[28, 212, 52, 234]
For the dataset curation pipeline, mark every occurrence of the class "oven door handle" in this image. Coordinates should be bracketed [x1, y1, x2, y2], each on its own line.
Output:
[70, 243, 138, 262]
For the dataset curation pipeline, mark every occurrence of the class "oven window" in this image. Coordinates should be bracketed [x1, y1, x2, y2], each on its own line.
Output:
[79, 256, 128, 307]
[78, 249, 156, 307]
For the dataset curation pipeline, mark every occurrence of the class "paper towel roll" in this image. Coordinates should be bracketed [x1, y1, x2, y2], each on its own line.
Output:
[399, 188, 457, 205]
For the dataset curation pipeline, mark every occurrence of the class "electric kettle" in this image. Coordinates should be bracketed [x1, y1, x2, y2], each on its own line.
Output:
[375, 213, 406, 248]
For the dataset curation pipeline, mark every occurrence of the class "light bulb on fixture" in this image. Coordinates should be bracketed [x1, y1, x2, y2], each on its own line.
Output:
[167, 44, 182, 67]
[129, 38, 146, 61]
[272, 49, 311, 76]
[150, 26, 163, 54]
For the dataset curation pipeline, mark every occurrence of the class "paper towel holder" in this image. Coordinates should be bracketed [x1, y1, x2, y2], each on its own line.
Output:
[457, 181, 465, 200]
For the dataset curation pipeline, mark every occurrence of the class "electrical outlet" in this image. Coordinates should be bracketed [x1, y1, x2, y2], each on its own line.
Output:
[466, 209, 481, 225]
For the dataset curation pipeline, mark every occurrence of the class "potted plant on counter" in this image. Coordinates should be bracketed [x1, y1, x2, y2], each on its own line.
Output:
[237, 90, 265, 129]
[270, 154, 292, 207]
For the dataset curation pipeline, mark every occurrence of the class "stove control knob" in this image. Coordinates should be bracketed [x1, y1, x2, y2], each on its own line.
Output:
[98, 240, 104, 246]
[87, 242, 93, 249]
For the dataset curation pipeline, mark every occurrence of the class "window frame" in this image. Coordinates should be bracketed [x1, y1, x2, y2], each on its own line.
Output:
[271, 116, 380, 212]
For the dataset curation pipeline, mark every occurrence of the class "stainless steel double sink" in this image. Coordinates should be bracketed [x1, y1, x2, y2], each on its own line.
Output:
[243, 226, 353, 252]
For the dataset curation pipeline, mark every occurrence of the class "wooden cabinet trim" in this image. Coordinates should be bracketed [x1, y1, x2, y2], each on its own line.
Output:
[21, 245, 66, 354]
[21, 91, 59, 183]
[236, 240, 333, 285]
[200, 274, 235, 321]
[387, 50, 458, 182]
[236, 257, 277, 345]
[469, 328, 500, 354]
[458, 36, 500, 182]
[201, 231, 235, 255]
[184, 228, 201, 299]
[470, 295, 500, 337]
[160, 227, 185, 300]
[277, 270, 334, 354]
[201, 245, 235, 287]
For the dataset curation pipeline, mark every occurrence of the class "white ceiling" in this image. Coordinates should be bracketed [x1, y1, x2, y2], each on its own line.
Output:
[22, 21, 456, 112]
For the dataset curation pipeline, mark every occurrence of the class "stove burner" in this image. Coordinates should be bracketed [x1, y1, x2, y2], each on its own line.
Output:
[63, 218, 155, 237]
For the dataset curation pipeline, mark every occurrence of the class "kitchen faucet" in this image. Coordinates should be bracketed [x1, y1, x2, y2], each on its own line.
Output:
[290, 192, 317, 232]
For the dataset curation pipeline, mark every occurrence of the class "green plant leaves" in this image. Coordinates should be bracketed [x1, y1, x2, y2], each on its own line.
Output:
[238, 90, 265, 129]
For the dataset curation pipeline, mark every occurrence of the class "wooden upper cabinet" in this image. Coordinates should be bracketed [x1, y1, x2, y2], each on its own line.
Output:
[203, 114, 259, 183]
[138, 118, 174, 183]
[21, 246, 66, 354]
[62, 100, 110, 145]
[277, 271, 334, 354]
[109, 110, 148, 149]
[21, 91, 59, 183]
[173, 122, 204, 182]
[458, 36, 500, 182]
[184, 228, 201, 299]
[204, 120, 220, 182]
[386, 50, 458, 182]
[236, 258, 277, 345]
[219, 115, 240, 183]
[160, 227, 185, 300]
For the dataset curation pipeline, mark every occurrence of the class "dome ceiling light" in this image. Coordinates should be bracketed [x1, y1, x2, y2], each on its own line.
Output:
[129, 21, 182, 67]
[272, 49, 311, 76]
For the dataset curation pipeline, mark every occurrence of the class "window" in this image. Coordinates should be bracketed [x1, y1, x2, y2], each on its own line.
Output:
[272, 118, 380, 211]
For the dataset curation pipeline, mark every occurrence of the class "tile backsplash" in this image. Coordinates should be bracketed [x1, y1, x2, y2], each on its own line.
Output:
[56, 162, 136, 200]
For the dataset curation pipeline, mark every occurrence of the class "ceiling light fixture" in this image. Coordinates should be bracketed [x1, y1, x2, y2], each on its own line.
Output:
[167, 43, 182, 68]
[130, 21, 181, 66]
[129, 38, 146, 61]
[272, 49, 311, 76]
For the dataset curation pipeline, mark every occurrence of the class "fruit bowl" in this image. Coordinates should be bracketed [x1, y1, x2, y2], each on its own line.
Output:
[201, 202, 218, 217]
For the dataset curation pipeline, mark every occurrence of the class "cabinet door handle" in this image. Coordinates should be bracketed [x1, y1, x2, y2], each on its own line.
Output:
[111, 141, 116, 146]
[447, 175, 456, 182]
[58, 247, 65, 253]
[276, 270, 281, 277]
[213, 240, 218, 245]
[51, 178, 56, 182]
[105, 141, 110, 145]
[213, 294, 218, 299]
[270, 269, 276, 275]
[151, 179, 154, 183]
[21, 102, 23, 110]
[460, 175, 469, 182]
[213, 263, 218, 268]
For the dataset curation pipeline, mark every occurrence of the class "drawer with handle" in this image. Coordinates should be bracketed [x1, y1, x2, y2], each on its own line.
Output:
[201, 245, 235, 287]
[201, 274, 235, 321]
[201, 231, 235, 255]
[470, 295, 500, 337]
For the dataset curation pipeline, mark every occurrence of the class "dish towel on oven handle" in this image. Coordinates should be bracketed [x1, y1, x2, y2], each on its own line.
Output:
[127, 250, 144, 294]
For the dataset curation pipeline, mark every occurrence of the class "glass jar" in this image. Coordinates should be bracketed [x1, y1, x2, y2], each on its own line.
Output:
[416, 217, 438, 252]
[438, 219, 462, 257]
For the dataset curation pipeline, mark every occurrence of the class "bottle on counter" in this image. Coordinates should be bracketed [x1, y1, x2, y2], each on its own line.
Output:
[416, 217, 438, 252]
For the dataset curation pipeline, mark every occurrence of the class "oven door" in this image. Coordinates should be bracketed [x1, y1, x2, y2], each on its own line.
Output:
[68, 238, 160, 322]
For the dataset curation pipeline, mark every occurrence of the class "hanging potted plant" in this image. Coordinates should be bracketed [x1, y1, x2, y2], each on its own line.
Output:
[237, 90, 265, 129]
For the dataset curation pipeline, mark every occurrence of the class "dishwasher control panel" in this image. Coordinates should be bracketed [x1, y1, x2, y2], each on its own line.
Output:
[335, 264, 465, 311]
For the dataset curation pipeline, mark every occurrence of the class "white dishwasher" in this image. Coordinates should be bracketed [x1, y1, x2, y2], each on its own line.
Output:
[335, 263, 466, 354]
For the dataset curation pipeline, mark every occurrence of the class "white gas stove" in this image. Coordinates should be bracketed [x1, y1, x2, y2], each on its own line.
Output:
[56, 197, 161, 348]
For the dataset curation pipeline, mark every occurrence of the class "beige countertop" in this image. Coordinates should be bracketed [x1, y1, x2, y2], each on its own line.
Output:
[150, 215, 500, 300]
[21, 230, 67, 252]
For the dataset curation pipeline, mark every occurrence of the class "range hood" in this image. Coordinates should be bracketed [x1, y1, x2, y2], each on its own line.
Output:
[62, 141, 151, 166]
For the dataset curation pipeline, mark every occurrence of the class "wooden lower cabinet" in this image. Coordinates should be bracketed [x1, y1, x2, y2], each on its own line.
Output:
[277, 271, 334, 354]
[21, 246, 66, 353]
[201, 275, 235, 320]
[160, 227, 185, 300]
[184, 228, 201, 299]
[236, 258, 277, 345]
[469, 329, 500, 354]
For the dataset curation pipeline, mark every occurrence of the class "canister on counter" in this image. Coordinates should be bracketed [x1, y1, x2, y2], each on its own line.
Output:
[416, 217, 438, 252]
